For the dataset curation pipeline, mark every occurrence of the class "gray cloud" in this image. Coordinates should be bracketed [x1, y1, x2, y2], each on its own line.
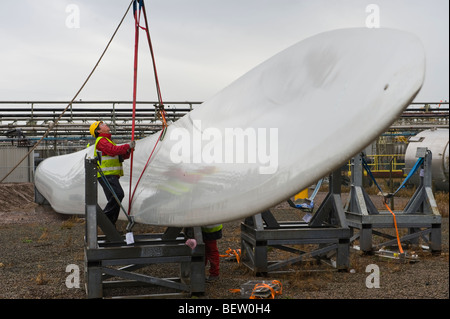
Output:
[0, 0, 448, 102]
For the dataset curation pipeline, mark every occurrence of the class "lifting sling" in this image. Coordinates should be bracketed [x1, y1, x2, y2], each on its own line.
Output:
[128, 0, 168, 215]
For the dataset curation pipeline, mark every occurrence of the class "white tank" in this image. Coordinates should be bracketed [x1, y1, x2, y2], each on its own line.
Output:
[404, 128, 449, 191]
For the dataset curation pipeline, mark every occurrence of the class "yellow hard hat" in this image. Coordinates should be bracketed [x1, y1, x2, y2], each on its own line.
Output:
[89, 121, 102, 137]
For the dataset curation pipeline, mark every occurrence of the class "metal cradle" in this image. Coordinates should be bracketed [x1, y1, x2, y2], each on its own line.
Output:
[240, 170, 351, 274]
[345, 150, 442, 254]
[84, 157, 205, 298]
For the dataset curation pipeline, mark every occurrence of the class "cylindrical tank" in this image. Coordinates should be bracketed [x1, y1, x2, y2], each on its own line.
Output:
[404, 128, 449, 191]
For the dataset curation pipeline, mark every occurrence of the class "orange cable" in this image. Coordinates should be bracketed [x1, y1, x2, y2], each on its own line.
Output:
[383, 200, 404, 254]
[249, 280, 282, 299]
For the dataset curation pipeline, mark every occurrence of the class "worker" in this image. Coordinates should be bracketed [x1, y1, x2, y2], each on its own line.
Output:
[89, 121, 135, 226]
[202, 224, 223, 282]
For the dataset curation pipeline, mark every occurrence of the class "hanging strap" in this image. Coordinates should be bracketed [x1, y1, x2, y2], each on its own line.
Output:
[383, 200, 404, 254]
[390, 157, 424, 197]
[141, 0, 168, 139]
[361, 154, 424, 198]
[128, 0, 143, 214]
[128, 0, 167, 215]
[362, 156, 384, 194]
[309, 178, 323, 202]
[129, 128, 165, 211]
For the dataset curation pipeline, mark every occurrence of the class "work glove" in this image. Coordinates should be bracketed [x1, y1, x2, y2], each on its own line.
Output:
[185, 238, 197, 250]
[129, 140, 136, 150]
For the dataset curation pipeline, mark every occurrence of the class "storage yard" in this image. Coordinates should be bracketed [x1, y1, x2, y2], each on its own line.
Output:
[0, 182, 447, 299]
[1, 1, 449, 306]
[1, 101, 449, 300]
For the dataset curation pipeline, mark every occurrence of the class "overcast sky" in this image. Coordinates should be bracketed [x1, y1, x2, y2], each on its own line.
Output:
[0, 0, 448, 103]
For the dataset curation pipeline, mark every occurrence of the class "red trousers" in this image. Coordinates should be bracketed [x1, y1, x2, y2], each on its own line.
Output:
[204, 239, 220, 277]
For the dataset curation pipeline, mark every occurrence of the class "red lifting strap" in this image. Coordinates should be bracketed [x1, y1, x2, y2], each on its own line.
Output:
[128, 0, 141, 214]
[128, 0, 166, 215]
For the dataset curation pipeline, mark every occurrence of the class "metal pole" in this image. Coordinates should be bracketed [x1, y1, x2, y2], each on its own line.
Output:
[85, 156, 98, 249]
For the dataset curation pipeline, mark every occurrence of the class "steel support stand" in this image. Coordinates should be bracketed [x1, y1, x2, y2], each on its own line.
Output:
[84, 157, 205, 299]
[345, 150, 441, 254]
[240, 170, 350, 274]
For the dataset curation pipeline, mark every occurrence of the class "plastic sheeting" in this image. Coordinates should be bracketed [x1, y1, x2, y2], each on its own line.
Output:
[35, 28, 425, 226]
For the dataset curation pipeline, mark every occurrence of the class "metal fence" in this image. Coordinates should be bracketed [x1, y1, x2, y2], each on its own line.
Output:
[0, 100, 448, 182]
[0, 100, 201, 141]
[0, 146, 34, 183]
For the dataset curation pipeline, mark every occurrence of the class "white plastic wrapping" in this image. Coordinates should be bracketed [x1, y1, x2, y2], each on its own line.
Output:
[35, 28, 425, 226]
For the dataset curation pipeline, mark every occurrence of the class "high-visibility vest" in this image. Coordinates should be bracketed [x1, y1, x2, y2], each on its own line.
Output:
[201, 224, 223, 233]
[94, 136, 124, 177]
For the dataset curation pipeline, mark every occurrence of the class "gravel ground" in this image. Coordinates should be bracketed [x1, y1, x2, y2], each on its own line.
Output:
[0, 183, 448, 300]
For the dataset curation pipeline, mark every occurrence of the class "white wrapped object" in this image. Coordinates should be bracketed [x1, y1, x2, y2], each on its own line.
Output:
[35, 28, 425, 227]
